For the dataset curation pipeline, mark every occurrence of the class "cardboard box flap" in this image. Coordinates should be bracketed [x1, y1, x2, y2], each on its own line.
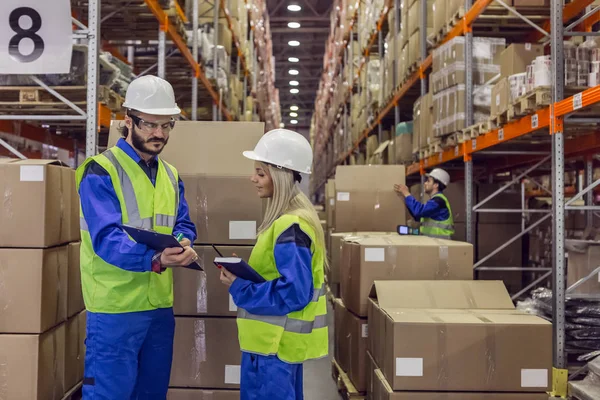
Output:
[369, 280, 515, 310]
[11, 159, 68, 167]
[344, 235, 468, 247]
[384, 309, 550, 325]
[0, 158, 19, 164]
[335, 165, 405, 191]
[373, 140, 391, 155]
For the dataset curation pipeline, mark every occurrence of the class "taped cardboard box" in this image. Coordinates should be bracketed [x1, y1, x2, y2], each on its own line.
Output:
[368, 281, 551, 392]
[341, 236, 474, 317]
[67, 242, 85, 318]
[367, 351, 379, 400]
[373, 368, 550, 400]
[181, 175, 265, 245]
[336, 299, 370, 392]
[334, 166, 407, 233]
[168, 388, 240, 399]
[0, 323, 66, 400]
[64, 310, 86, 391]
[173, 245, 254, 317]
[498, 43, 545, 78]
[171, 317, 241, 388]
[0, 159, 80, 248]
[0, 246, 68, 334]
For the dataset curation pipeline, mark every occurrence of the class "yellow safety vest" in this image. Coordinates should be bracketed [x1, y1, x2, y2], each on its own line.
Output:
[236, 214, 328, 364]
[420, 193, 455, 239]
[75, 146, 179, 313]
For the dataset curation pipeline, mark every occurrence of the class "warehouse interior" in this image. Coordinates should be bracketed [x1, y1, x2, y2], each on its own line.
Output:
[2, 0, 600, 399]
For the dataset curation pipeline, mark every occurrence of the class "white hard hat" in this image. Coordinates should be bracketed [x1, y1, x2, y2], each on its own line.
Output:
[123, 75, 181, 115]
[243, 129, 313, 174]
[427, 168, 450, 186]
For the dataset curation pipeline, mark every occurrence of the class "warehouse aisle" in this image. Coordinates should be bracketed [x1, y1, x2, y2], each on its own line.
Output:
[304, 302, 341, 400]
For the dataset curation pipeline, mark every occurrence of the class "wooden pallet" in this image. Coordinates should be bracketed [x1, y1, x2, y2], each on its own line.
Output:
[490, 109, 510, 128]
[98, 85, 124, 111]
[510, 86, 552, 117]
[331, 359, 366, 400]
[445, 7, 466, 31]
[62, 382, 83, 400]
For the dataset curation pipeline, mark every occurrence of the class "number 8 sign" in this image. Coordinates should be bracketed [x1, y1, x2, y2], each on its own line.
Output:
[1, 0, 72, 74]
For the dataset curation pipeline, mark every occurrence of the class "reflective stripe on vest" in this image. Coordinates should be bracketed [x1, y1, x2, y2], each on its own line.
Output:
[421, 220, 455, 231]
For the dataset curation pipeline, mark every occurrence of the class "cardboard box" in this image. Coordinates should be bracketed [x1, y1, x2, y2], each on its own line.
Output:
[67, 242, 84, 318]
[373, 368, 549, 400]
[64, 311, 86, 391]
[341, 236, 474, 317]
[108, 121, 265, 176]
[171, 317, 241, 388]
[367, 351, 379, 400]
[368, 281, 550, 392]
[173, 245, 253, 317]
[168, 388, 240, 399]
[566, 240, 600, 295]
[0, 246, 68, 334]
[0, 323, 66, 399]
[181, 175, 264, 245]
[499, 44, 545, 78]
[326, 179, 336, 227]
[336, 299, 370, 392]
[334, 298, 348, 372]
[334, 166, 407, 233]
[491, 77, 510, 116]
[0, 160, 80, 248]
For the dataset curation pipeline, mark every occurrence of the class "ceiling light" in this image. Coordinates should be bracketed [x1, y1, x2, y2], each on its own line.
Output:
[290, 112, 298, 117]
[290, 80, 299, 86]
[288, 22, 301, 29]
[290, 88, 299, 94]
[289, 69, 299, 75]
[287, 4, 302, 11]
[290, 105, 299, 111]
[288, 40, 300, 47]
[290, 119, 299, 124]
[288, 57, 299, 62]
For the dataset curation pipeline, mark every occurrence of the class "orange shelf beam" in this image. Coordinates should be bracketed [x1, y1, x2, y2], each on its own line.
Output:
[443, 0, 494, 44]
[554, 84, 600, 117]
[527, 0, 594, 42]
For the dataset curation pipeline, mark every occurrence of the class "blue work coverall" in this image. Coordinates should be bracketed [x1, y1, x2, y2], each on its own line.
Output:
[405, 193, 450, 222]
[229, 223, 315, 400]
[78, 138, 197, 399]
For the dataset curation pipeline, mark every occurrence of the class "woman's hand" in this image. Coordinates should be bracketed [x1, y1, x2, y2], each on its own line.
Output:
[220, 267, 238, 286]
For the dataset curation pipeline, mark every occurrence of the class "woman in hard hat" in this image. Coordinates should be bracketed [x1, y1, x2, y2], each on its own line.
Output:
[394, 168, 455, 239]
[219, 129, 328, 400]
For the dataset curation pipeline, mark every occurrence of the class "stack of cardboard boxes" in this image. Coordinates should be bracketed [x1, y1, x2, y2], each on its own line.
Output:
[0, 159, 86, 398]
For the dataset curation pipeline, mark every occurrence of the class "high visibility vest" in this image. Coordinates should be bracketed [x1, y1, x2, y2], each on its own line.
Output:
[236, 214, 328, 364]
[75, 146, 180, 313]
[420, 193, 455, 239]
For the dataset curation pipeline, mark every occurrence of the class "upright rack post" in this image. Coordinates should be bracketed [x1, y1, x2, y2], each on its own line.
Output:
[158, 29, 166, 79]
[86, 0, 100, 159]
[378, 29, 383, 143]
[464, 0, 474, 244]
[191, 0, 199, 121]
[420, 0, 427, 94]
[394, 0, 400, 127]
[586, 157, 593, 228]
[213, 0, 220, 121]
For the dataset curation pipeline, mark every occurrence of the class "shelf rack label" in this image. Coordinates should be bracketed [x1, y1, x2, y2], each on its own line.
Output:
[498, 128, 504, 141]
[573, 93, 583, 110]
[472, 139, 477, 150]
[454, 146, 459, 157]
[531, 114, 539, 129]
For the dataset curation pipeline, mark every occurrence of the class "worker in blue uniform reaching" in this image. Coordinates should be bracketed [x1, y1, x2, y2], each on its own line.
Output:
[76, 75, 199, 399]
[219, 128, 328, 400]
[394, 168, 455, 239]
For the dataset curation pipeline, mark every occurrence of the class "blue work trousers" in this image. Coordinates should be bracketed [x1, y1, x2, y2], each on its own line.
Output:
[82, 307, 175, 399]
[241, 352, 304, 400]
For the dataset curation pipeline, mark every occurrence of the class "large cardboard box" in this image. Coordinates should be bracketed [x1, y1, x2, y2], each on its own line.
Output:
[0, 323, 66, 399]
[491, 77, 510, 117]
[173, 245, 253, 317]
[168, 388, 240, 399]
[373, 369, 549, 400]
[171, 317, 241, 389]
[181, 175, 264, 245]
[325, 179, 336, 227]
[368, 281, 551, 393]
[566, 240, 600, 295]
[0, 246, 68, 334]
[341, 236, 474, 317]
[64, 311, 86, 391]
[367, 351, 379, 400]
[499, 44, 545, 78]
[0, 160, 80, 248]
[67, 242, 84, 318]
[336, 300, 370, 392]
[334, 166, 407, 233]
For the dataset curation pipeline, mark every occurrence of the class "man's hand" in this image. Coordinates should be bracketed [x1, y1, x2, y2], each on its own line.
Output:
[394, 183, 410, 197]
[219, 267, 238, 287]
[178, 237, 191, 248]
[160, 246, 198, 267]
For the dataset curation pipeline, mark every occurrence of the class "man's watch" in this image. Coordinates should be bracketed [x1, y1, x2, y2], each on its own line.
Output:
[151, 252, 165, 274]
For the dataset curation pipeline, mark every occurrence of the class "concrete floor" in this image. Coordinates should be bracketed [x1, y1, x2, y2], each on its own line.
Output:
[303, 302, 341, 400]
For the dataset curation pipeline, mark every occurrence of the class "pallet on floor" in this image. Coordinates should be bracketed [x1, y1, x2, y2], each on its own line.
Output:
[331, 359, 366, 400]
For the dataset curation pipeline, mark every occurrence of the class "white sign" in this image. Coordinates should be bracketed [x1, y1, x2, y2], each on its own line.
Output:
[1, 0, 73, 74]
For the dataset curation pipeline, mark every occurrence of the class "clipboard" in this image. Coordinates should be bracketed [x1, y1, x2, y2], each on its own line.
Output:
[122, 225, 203, 271]
[213, 253, 265, 283]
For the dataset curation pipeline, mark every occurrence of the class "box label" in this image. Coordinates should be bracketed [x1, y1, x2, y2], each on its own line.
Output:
[20, 165, 44, 182]
[361, 323, 369, 338]
[337, 192, 350, 201]
[229, 221, 257, 240]
[525, 43, 532, 50]
[225, 365, 241, 384]
[229, 294, 238, 312]
[365, 248, 385, 262]
[396, 358, 423, 377]
[330, 198, 335, 206]
[521, 369, 548, 388]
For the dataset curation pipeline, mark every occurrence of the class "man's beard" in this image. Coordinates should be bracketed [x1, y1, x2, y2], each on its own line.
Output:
[131, 127, 168, 156]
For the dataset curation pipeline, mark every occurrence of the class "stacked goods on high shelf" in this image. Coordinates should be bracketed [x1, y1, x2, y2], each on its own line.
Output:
[0, 159, 85, 398]
[369, 281, 551, 399]
[108, 121, 266, 396]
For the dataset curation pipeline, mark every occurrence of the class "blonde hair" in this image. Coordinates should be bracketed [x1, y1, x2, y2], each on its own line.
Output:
[258, 163, 329, 269]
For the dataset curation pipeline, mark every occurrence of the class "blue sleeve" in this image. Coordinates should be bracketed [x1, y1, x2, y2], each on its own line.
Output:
[79, 161, 155, 273]
[405, 195, 443, 220]
[173, 177, 197, 243]
[229, 223, 314, 316]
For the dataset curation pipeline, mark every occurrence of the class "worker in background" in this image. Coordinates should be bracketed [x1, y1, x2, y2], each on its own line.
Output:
[394, 168, 455, 239]
[219, 129, 328, 400]
[76, 75, 199, 398]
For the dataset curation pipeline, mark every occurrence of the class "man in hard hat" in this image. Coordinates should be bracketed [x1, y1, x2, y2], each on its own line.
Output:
[76, 75, 198, 398]
[394, 168, 454, 239]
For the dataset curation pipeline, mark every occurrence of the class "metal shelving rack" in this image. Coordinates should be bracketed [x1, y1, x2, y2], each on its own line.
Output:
[311, 0, 600, 395]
